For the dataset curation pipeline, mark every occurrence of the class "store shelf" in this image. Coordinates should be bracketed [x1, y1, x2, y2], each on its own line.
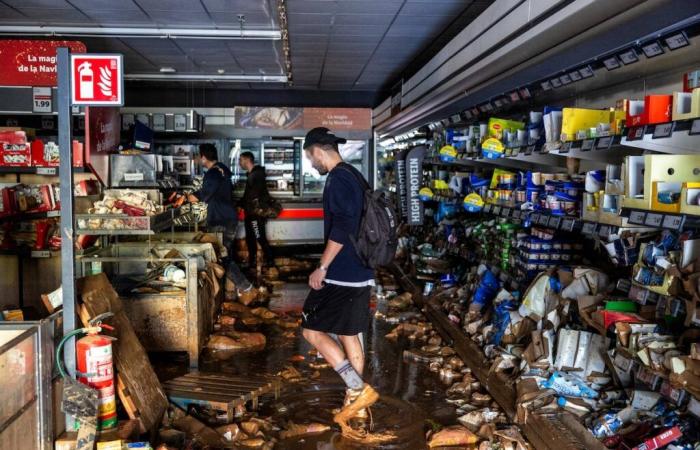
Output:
[423, 299, 606, 450]
[0, 210, 61, 223]
[75, 207, 183, 236]
[0, 248, 59, 258]
[0, 166, 91, 175]
[620, 118, 700, 154]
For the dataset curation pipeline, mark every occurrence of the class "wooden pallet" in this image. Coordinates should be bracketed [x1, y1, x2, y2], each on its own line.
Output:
[163, 372, 281, 421]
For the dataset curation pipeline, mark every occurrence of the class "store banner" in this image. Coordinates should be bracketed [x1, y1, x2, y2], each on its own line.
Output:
[235, 106, 303, 129]
[405, 145, 426, 226]
[0, 39, 86, 86]
[394, 149, 408, 219]
[303, 108, 371, 131]
[85, 107, 120, 185]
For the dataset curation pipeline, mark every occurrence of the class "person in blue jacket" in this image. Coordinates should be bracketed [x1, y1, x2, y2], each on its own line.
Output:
[188, 143, 255, 303]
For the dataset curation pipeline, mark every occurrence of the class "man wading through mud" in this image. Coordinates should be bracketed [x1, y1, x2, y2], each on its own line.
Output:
[300, 127, 379, 439]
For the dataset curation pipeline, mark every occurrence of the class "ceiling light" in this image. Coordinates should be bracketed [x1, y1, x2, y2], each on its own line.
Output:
[0, 25, 281, 40]
[159, 67, 176, 73]
[124, 73, 288, 83]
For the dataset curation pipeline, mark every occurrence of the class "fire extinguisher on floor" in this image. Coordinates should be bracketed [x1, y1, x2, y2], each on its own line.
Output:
[57, 312, 118, 431]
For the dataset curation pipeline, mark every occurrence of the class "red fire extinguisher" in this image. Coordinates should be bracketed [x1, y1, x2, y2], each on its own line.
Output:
[57, 313, 118, 430]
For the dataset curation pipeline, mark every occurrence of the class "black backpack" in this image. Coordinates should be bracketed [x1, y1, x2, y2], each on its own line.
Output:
[337, 163, 399, 269]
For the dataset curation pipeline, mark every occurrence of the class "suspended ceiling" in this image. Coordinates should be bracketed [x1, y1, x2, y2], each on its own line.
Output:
[0, 0, 494, 105]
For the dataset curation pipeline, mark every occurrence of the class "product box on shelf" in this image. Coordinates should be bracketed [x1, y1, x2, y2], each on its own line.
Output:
[626, 95, 673, 126]
[0, 185, 17, 217]
[30, 140, 85, 167]
[681, 182, 700, 215]
[560, 108, 615, 141]
[672, 88, 700, 121]
[1, 143, 31, 167]
[605, 164, 625, 196]
[623, 155, 700, 212]
[623, 156, 647, 209]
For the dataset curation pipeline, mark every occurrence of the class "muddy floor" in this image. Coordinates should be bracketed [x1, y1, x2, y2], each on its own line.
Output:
[154, 284, 456, 449]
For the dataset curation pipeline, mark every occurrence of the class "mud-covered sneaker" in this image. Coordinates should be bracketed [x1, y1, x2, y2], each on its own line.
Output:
[332, 388, 369, 420]
[333, 384, 379, 439]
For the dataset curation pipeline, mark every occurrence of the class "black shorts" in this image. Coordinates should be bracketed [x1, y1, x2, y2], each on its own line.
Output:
[301, 283, 372, 336]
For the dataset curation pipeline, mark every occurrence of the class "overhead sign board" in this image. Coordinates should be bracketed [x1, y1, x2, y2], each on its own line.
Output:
[0, 39, 86, 86]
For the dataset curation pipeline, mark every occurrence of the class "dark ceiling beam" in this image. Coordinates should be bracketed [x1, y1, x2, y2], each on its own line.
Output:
[124, 85, 379, 108]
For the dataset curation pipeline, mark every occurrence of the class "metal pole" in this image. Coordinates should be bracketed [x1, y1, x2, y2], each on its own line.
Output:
[57, 47, 76, 382]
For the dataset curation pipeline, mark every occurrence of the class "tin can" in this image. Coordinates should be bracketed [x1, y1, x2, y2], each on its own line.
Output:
[423, 282, 435, 296]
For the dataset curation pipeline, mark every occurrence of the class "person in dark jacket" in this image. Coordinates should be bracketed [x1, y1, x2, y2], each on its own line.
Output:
[239, 151, 274, 270]
[188, 143, 255, 304]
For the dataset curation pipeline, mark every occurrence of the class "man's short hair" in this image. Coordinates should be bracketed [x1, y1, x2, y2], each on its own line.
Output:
[316, 143, 339, 153]
[240, 151, 255, 164]
[199, 143, 218, 161]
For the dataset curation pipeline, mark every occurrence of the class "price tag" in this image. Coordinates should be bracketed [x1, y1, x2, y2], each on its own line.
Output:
[46, 210, 60, 218]
[579, 65, 595, 78]
[559, 74, 572, 85]
[493, 206, 501, 215]
[509, 91, 521, 102]
[531, 213, 540, 224]
[652, 122, 674, 139]
[548, 216, 561, 229]
[599, 225, 611, 238]
[41, 116, 55, 129]
[627, 126, 645, 141]
[596, 136, 613, 149]
[450, 114, 462, 123]
[484, 204, 493, 213]
[174, 114, 187, 131]
[121, 113, 135, 131]
[619, 49, 639, 65]
[511, 147, 520, 156]
[494, 99, 504, 108]
[5, 119, 18, 127]
[503, 208, 512, 217]
[32, 87, 52, 113]
[31, 250, 51, 258]
[560, 141, 572, 154]
[582, 222, 597, 235]
[539, 215, 549, 226]
[525, 145, 535, 155]
[152, 114, 166, 131]
[550, 78, 562, 88]
[540, 81, 552, 91]
[581, 139, 594, 151]
[513, 210, 521, 219]
[603, 56, 621, 70]
[662, 214, 684, 230]
[628, 210, 647, 225]
[690, 119, 700, 136]
[569, 71, 582, 82]
[641, 41, 664, 58]
[504, 148, 512, 157]
[561, 218, 576, 232]
[36, 167, 57, 175]
[645, 213, 663, 227]
[124, 172, 145, 182]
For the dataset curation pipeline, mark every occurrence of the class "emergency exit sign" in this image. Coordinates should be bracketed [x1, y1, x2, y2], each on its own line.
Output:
[70, 54, 124, 106]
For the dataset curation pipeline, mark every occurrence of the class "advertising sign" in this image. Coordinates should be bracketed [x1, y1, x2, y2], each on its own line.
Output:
[394, 149, 408, 219]
[405, 145, 426, 226]
[70, 54, 124, 106]
[0, 39, 86, 86]
[85, 107, 120, 184]
[303, 108, 371, 130]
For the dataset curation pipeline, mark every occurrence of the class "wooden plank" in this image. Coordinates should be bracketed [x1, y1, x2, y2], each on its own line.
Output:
[164, 380, 255, 396]
[78, 273, 168, 434]
[181, 372, 276, 388]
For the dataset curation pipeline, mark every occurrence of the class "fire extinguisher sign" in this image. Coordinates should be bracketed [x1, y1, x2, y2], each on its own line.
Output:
[70, 54, 124, 106]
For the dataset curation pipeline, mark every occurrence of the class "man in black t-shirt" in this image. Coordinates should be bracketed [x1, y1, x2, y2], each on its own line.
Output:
[239, 151, 274, 271]
[299, 128, 378, 439]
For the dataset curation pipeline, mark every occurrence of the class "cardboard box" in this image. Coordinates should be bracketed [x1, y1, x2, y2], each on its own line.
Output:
[624, 155, 700, 212]
[672, 88, 700, 121]
[681, 182, 700, 215]
[1, 143, 31, 166]
[561, 108, 613, 141]
[622, 156, 647, 209]
[626, 95, 673, 126]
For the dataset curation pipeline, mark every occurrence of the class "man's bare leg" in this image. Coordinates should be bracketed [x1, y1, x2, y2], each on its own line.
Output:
[302, 328, 347, 367]
[338, 334, 364, 376]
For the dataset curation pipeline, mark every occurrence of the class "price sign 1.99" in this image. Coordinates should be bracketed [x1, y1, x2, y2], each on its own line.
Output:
[32, 87, 52, 113]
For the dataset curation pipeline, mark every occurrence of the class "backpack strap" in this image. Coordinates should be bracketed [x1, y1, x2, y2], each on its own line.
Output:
[336, 162, 370, 192]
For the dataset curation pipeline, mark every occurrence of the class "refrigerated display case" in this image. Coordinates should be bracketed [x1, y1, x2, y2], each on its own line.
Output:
[302, 139, 369, 197]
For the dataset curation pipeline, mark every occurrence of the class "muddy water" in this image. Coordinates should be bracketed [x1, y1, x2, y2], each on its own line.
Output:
[156, 284, 455, 449]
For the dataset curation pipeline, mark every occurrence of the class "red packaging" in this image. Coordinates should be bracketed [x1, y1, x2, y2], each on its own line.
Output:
[0, 130, 27, 145]
[0, 187, 17, 217]
[2, 143, 32, 166]
[644, 95, 673, 125]
[75, 180, 100, 197]
[621, 426, 682, 450]
[30, 140, 45, 166]
[72, 140, 84, 167]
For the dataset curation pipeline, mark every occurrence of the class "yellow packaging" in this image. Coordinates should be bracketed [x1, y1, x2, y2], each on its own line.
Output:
[489, 168, 516, 189]
[2, 309, 24, 321]
[561, 108, 614, 141]
[488, 117, 525, 140]
[97, 441, 123, 450]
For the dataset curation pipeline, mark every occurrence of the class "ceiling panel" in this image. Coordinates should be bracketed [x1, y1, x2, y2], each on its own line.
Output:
[69, 0, 141, 10]
[333, 13, 394, 27]
[82, 10, 153, 26]
[133, 0, 207, 12]
[143, 10, 214, 27]
[202, 0, 275, 14]
[288, 13, 333, 26]
[211, 12, 277, 28]
[0, 4, 27, 19]
[333, 24, 386, 37]
[3, 0, 71, 8]
[13, 7, 91, 23]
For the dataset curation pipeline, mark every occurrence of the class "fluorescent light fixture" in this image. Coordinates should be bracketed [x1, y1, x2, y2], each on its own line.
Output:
[124, 73, 288, 82]
[641, 41, 664, 58]
[618, 49, 639, 65]
[665, 32, 689, 50]
[159, 67, 176, 73]
[0, 25, 281, 40]
[603, 56, 621, 70]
